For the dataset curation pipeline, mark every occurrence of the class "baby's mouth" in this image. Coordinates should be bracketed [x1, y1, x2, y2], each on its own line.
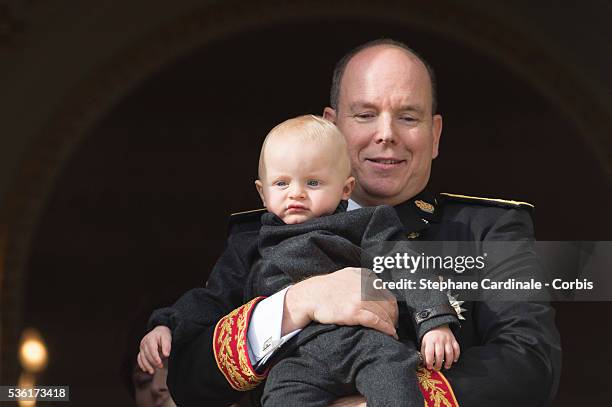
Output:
[286, 203, 307, 211]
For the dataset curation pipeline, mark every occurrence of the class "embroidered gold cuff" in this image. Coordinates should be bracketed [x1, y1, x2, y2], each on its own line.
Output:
[213, 297, 268, 391]
[417, 367, 460, 407]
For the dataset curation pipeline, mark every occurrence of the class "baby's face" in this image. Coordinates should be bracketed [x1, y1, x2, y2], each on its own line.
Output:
[256, 139, 353, 224]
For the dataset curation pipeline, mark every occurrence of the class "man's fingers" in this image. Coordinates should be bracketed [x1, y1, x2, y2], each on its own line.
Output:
[375, 291, 399, 326]
[355, 309, 397, 339]
[364, 280, 398, 325]
[355, 308, 397, 338]
[363, 300, 396, 330]
[362, 270, 398, 324]
[452, 340, 460, 362]
[444, 342, 453, 370]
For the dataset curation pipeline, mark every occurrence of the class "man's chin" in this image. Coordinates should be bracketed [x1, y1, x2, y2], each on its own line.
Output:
[355, 184, 407, 205]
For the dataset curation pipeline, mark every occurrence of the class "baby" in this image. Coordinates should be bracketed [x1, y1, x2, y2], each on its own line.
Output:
[139, 115, 460, 407]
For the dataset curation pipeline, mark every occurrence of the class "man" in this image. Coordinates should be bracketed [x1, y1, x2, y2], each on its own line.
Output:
[146, 39, 561, 406]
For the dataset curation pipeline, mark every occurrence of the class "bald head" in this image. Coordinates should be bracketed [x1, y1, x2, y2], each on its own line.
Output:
[330, 39, 437, 115]
[322, 39, 443, 207]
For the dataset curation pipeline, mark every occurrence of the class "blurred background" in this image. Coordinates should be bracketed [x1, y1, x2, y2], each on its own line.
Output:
[1, 0, 611, 405]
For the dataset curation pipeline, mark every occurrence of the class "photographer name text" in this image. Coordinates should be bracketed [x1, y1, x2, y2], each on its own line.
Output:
[372, 277, 594, 291]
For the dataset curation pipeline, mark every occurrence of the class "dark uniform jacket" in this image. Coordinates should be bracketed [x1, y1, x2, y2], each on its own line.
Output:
[156, 191, 561, 407]
[249, 204, 458, 345]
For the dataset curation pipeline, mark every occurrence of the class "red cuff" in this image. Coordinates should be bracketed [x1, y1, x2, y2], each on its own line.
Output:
[417, 367, 460, 407]
[213, 296, 268, 391]
[214, 298, 460, 403]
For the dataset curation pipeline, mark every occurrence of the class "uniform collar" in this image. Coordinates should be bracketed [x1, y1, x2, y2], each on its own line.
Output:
[347, 199, 362, 211]
[392, 189, 440, 234]
[348, 190, 439, 234]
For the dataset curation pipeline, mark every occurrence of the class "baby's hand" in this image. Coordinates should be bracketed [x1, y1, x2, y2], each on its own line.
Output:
[420, 324, 460, 371]
[137, 325, 172, 374]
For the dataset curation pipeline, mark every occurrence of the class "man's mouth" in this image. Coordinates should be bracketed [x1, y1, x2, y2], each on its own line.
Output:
[366, 158, 406, 167]
[367, 158, 404, 164]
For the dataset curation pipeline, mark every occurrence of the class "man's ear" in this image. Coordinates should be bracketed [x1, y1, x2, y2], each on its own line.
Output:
[431, 114, 443, 159]
[323, 107, 337, 123]
[342, 176, 356, 200]
[254, 180, 266, 207]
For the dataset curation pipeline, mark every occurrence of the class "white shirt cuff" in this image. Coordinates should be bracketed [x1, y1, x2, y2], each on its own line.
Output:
[247, 286, 301, 367]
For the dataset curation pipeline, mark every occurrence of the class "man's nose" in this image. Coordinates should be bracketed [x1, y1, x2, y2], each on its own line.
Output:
[375, 114, 396, 144]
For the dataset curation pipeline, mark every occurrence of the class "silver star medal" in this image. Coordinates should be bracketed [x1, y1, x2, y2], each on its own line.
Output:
[438, 276, 467, 320]
[447, 290, 466, 320]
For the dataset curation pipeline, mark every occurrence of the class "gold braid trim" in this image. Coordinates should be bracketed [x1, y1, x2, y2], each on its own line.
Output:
[213, 297, 267, 391]
[417, 367, 460, 407]
[440, 192, 534, 208]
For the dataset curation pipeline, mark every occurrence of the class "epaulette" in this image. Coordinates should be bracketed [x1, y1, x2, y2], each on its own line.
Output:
[227, 208, 266, 235]
[439, 193, 534, 212]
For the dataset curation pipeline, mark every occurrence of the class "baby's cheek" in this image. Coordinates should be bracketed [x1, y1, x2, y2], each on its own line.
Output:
[266, 200, 285, 217]
[317, 195, 342, 216]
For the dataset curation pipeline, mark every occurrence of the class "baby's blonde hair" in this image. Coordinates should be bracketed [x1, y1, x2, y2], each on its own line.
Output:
[258, 115, 351, 179]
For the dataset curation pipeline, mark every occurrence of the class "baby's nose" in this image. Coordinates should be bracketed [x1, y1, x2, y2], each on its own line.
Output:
[289, 185, 306, 198]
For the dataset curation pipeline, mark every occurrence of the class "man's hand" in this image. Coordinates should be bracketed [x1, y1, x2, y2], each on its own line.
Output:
[137, 325, 172, 374]
[420, 324, 460, 371]
[327, 395, 367, 407]
[282, 267, 398, 338]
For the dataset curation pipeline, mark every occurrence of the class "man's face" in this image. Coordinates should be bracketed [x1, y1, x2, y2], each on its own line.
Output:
[324, 46, 442, 207]
[255, 138, 354, 224]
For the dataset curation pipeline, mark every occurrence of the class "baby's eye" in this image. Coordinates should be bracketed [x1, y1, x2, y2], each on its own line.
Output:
[307, 180, 320, 187]
[274, 180, 288, 187]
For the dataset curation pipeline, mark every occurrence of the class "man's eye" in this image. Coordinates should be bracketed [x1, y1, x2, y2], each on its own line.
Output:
[307, 180, 320, 187]
[353, 112, 375, 121]
[400, 116, 416, 123]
